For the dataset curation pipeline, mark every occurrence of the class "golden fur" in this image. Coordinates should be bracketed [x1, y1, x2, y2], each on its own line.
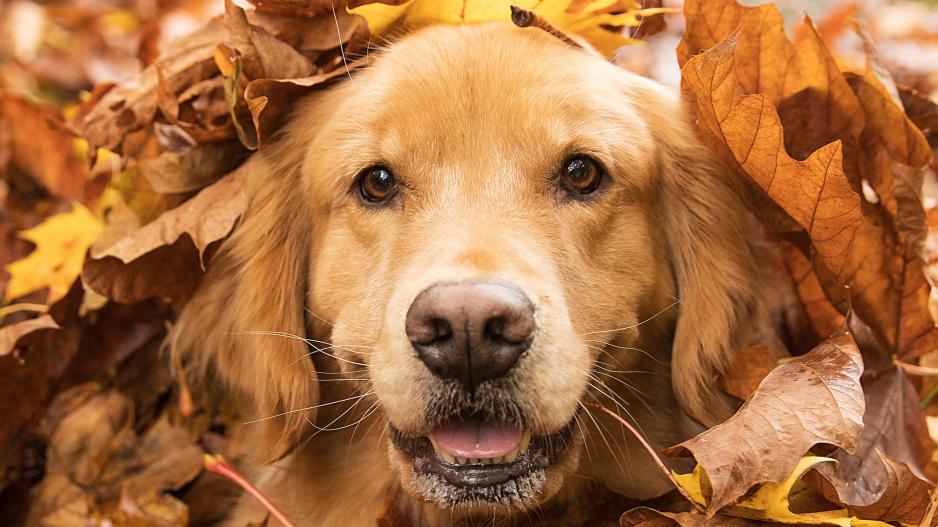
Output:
[172, 22, 775, 526]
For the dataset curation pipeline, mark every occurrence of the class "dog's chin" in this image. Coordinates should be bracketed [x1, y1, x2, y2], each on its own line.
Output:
[387, 415, 580, 513]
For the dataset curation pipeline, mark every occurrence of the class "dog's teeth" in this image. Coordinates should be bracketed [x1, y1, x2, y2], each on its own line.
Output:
[456, 456, 467, 465]
[519, 430, 532, 453]
[504, 446, 520, 464]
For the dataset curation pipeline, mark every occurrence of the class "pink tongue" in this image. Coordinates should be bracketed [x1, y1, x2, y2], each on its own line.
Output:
[431, 420, 523, 458]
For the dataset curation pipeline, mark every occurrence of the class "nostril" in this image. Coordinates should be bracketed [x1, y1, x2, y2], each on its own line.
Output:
[429, 318, 453, 343]
[484, 317, 504, 341]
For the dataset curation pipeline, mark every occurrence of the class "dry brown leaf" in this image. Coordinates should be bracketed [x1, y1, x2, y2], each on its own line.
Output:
[682, 32, 863, 315]
[0, 286, 82, 488]
[681, 13, 938, 360]
[252, 8, 364, 52]
[28, 387, 201, 527]
[810, 451, 935, 526]
[0, 96, 88, 201]
[678, 0, 865, 161]
[83, 165, 246, 306]
[225, 0, 313, 81]
[781, 242, 845, 348]
[664, 329, 864, 513]
[0, 315, 59, 357]
[133, 142, 246, 195]
[249, 0, 343, 16]
[72, 18, 226, 153]
[806, 367, 934, 514]
[717, 342, 789, 401]
[619, 507, 769, 526]
[845, 36, 930, 250]
[900, 88, 938, 147]
[243, 62, 363, 147]
[157, 74, 233, 147]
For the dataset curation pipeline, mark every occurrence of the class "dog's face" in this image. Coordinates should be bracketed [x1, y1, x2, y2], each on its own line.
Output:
[174, 21, 765, 521]
[302, 24, 676, 510]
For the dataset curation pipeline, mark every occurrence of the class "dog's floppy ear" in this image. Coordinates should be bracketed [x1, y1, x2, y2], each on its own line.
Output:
[628, 79, 772, 426]
[170, 148, 317, 461]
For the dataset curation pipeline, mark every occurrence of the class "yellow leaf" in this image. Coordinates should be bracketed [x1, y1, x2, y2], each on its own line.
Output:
[4, 203, 103, 304]
[673, 457, 893, 526]
[349, 0, 663, 56]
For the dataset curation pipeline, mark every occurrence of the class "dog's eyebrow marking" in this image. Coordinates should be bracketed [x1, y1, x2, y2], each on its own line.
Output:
[509, 5, 587, 51]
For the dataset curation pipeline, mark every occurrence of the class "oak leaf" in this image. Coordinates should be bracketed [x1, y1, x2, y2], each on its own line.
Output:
[224, 0, 313, 81]
[664, 330, 864, 513]
[805, 367, 935, 523]
[673, 457, 892, 526]
[27, 386, 202, 527]
[680, 7, 938, 360]
[620, 507, 765, 526]
[811, 452, 935, 526]
[252, 8, 364, 52]
[82, 165, 247, 306]
[71, 18, 226, 153]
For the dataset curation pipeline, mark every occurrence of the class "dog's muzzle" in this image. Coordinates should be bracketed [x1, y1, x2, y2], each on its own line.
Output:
[390, 280, 574, 506]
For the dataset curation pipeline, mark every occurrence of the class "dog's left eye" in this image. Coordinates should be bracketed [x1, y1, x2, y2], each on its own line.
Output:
[560, 156, 603, 195]
[358, 166, 398, 203]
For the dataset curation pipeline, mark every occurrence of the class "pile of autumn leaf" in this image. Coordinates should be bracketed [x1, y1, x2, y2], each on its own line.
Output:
[3, 0, 938, 525]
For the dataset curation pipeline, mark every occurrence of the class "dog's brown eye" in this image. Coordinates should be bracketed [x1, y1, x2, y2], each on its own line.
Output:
[560, 156, 603, 195]
[358, 166, 398, 203]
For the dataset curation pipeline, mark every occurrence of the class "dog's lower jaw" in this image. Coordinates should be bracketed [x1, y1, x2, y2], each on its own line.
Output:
[387, 426, 584, 523]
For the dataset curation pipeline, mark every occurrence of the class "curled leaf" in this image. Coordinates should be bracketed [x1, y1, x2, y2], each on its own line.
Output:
[665, 330, 864, 513]
[83, 166, 247, 306]
[0, 315, 59, 356]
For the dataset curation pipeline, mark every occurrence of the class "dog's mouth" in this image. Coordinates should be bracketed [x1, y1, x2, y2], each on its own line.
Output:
[390, 414, 575, 507]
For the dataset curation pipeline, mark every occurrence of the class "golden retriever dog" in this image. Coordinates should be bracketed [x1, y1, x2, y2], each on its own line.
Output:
[172, 19, 776, 527]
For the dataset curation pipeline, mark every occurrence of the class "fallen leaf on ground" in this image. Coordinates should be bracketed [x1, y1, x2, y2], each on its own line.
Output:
[620, 506, 779, 526]
[71, 16, 226, 154]
[226, 0, 313, 81]
[665, 330, 864, 513]
[805, 367, 935, 522]
[0, 96, 88, 201]
[674, 457, 892, 526]
[82, 165, 246, 306]
[3, 203, 102, 305]
[781, 242, 845, 350]
[680, 1, 938, 360]
[28, 386, 202, 527]
[718, 341, 789, 401]
[252, 8, 363, 52]
[810, 451, 935, 526]
[0, 315, 58, 357]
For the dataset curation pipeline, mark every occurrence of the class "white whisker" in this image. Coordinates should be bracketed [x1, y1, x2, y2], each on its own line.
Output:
[580, 300, 679, 336]
[304, 306, 334, 327]
[244, 391, 374, 424]
[332, 2, 353, 80]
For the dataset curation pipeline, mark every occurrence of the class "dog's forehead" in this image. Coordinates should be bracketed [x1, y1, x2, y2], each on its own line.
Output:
[359, 23, 637, 148]
[301, 22, 658, 197]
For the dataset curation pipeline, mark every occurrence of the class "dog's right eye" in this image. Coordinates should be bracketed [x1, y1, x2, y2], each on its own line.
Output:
[358, 166, 398, 203]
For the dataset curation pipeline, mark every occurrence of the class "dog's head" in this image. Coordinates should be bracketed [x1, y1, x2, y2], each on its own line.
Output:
[173, 22, 766, 516]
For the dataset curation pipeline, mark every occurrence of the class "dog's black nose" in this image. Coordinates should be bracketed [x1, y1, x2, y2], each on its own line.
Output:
[406, 280, 535, 388]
